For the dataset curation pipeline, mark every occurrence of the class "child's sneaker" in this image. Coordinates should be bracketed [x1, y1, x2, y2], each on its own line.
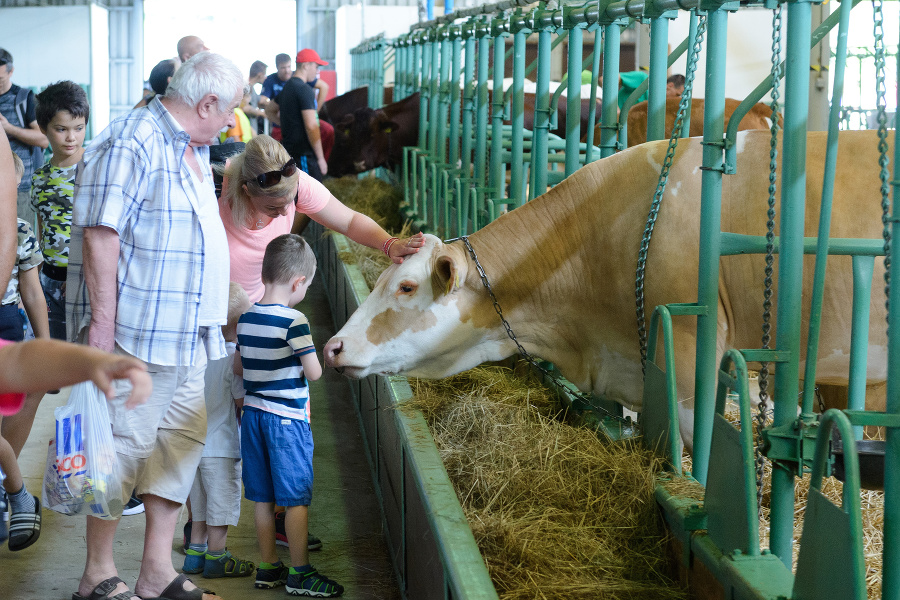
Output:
[255, 563, 289, 589]
[182, 548, 205, 574]
[285, 568, 343, 597]
[203, 549, 255, 578]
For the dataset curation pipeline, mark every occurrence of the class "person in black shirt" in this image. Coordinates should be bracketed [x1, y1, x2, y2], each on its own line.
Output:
[264, 49, 328, 181]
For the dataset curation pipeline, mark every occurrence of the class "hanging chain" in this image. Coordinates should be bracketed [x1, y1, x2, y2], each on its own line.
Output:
[444, 236, 636, 429]
[636, 13, 708, 372]
[754, 3, 783, 516]
[874, 0, 891, 318]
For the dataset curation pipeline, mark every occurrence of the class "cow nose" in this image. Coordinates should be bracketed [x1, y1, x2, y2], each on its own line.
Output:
[323, 338, 344, 367]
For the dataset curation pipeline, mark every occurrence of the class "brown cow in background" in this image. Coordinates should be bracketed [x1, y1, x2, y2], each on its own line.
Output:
[617, 96, 778, 147]
[328, 92, 421, 177]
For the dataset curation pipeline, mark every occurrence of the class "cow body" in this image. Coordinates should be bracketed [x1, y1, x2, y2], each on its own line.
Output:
[319, 86, 369, 126]
[620, 97, 775, 147]
[324, 130, 889, 447]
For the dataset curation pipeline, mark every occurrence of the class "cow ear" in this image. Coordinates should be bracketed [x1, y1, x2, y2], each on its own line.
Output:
[433, 249, 467, 297]
[379, 119, 401, 134]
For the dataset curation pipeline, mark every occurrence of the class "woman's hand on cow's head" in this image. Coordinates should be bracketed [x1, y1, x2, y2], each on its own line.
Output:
[389, 231, 426, 264]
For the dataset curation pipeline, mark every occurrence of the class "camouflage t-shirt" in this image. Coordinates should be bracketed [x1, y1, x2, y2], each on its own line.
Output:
[30, 162, 76, 268]
[2, 219, 43, 306]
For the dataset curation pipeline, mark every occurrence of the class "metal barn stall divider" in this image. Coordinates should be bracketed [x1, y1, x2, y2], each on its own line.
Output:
[336, 0, 900, 598]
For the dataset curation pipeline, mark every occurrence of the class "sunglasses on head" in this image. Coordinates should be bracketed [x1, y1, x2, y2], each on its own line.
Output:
[254, 159, 297, 188]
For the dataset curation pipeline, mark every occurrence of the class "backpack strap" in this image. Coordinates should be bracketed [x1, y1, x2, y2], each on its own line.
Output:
[14, 86, 29, 127]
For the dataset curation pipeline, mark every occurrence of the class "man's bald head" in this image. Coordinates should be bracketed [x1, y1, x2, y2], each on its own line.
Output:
[177, 36, 208, 63]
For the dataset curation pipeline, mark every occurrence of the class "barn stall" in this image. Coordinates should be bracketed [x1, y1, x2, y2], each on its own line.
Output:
[311, 0, 900, 598]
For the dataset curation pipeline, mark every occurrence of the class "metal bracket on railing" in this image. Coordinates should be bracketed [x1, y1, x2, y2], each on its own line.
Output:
[760, 414, 822, 477]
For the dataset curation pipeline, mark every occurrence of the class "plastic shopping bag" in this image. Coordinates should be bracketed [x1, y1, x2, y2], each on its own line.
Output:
[42, 381, 124, 519]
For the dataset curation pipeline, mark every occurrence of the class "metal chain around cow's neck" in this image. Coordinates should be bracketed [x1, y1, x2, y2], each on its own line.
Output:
[444, 235, 636, 429]
[635, 12, 707, 374]
[755, 2, 783, 518]
[874, 0, 892, 320]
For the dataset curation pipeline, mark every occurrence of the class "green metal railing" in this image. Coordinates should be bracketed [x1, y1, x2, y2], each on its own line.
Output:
[350, 0, 900, 597]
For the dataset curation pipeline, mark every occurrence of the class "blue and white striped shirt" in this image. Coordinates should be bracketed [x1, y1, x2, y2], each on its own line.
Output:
[66, 97, 228, 366]
[237, 303, 316, 421]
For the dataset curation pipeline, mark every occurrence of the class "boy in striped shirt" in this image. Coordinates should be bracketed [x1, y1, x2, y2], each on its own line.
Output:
[235, 234, 343, 597]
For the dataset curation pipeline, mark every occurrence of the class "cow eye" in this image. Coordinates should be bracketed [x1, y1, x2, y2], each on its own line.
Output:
[398, 282, 417, 295]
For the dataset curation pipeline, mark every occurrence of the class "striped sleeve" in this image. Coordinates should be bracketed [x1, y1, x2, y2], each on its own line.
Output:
[287, 315, 315, 356]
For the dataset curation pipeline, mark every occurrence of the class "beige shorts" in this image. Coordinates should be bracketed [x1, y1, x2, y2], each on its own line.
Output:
[108, 342, 208, 505]
[188, 457, 242, 527]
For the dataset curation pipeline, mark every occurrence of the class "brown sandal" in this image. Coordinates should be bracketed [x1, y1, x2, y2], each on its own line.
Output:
[72, 576, 139, 600]
[141, 574, 215, 600]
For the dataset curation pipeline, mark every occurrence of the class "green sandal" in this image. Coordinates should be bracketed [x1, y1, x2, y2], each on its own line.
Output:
[202, 549, 255, 578]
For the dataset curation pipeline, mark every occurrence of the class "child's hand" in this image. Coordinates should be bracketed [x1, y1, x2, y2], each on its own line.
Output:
[91, 354, 152, 408]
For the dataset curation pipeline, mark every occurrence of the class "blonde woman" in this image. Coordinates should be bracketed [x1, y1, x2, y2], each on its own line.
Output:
[218, 134, 423, 302]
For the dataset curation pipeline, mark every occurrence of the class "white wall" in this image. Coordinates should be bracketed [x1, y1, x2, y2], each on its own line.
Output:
[334, 4, 419, 96]
[666, 8, 786, 101]
[90, 4, 111, 136]
[0, 5, 110, 137]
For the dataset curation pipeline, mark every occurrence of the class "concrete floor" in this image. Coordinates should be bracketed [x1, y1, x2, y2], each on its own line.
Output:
[0, 277, 401, 600]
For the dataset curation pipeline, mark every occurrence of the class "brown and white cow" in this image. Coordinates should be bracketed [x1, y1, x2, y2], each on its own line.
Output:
[324, 130, 889, 447]
[618, 96, 777, 148]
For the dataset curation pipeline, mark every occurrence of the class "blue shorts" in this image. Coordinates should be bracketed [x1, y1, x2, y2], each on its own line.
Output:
[240, 407, 314, 506]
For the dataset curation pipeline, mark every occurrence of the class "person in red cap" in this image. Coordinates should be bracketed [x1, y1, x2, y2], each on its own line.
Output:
[264, 49, 330, 181]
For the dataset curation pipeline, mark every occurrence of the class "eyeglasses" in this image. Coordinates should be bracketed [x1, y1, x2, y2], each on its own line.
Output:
[254, 159, 297, 188]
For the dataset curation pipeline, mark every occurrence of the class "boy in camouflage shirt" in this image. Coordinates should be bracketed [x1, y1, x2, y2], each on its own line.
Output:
[29, 81, 89, 340]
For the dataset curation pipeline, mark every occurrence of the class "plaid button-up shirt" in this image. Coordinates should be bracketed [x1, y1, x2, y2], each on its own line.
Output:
[66, 97, 228, 366]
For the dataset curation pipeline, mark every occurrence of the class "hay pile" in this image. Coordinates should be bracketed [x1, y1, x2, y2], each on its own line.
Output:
[324, 175, 407, 233]
[325, 175, 413, 288]
[409, 367, 688, 600]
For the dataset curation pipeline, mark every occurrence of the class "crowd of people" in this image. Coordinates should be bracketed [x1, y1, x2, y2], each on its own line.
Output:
[0, 35, 425, 600]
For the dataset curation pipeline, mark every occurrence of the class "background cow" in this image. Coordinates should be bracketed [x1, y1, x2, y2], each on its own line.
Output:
[616, 96, 777, 147]
[324, 130, 889, 449]
[318, 86, 369, 127]
[328, 92, 420, 177]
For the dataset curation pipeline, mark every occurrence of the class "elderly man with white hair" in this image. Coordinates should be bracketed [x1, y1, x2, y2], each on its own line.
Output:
[66, 52, 247, 600]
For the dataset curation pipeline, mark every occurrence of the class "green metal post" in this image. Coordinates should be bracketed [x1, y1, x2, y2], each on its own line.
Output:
[770, 0, 812, 568]
[583, 26, 602, 164]
[429, 35, 442, 159]
[475, 33, 490, 193]
[490, 19, 507, 203]
[565, 25, 584, 176]
[849, 256, 874, 441]
[884, 23, 900, 600]
[647, 15, 671, 142]
[509, 14, 528, 207]
[438, 33, 452, 165]
[600, 23, 621, 157]
[417, 39, 428, 149]
[461, 34, 476, 183]
[531, 25, 552, 199]
[450, 32, 465, 169]
[801, 0, 854, 417]
[377, 45, 386, 107]
[691, 5, 729, 487]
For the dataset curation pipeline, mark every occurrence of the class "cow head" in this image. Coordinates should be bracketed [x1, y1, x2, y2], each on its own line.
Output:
[324, 235, 511, 378]
[328, 107, 393, 176]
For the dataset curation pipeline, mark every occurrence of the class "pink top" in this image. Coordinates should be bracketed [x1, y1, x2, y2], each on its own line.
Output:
[0, 339, 26, 415]
[220, 173, 331, 302]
